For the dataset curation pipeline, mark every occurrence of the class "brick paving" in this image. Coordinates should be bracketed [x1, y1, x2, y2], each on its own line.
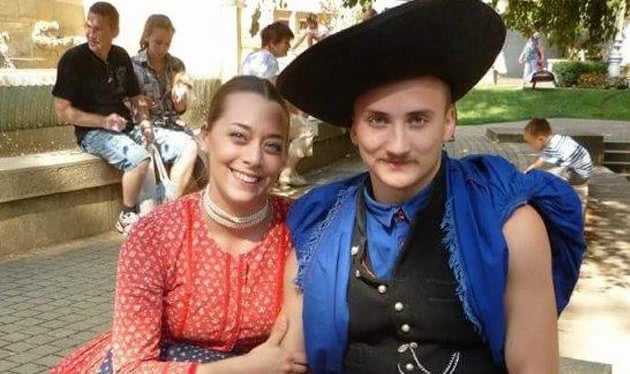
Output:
[0, 120, 628, 373]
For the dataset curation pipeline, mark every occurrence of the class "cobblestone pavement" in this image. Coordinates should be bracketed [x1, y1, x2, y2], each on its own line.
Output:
[0, 120, 628, 373]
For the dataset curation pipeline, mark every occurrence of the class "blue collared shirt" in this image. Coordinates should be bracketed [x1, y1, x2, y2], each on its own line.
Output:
[363, 182, 433, 280]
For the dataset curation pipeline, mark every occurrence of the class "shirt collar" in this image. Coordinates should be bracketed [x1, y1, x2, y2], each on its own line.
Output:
[363, 181, 433, 227]
[136, 49, 175, 69]
[135, 49, 149, 64]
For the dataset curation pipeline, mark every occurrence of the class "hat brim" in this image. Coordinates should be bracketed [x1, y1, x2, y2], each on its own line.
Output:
[277, 0, 506, 127]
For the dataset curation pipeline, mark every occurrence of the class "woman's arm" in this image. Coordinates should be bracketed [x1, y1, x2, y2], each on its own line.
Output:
[111, 215, 197, 374]
[503, 205, 559, 374]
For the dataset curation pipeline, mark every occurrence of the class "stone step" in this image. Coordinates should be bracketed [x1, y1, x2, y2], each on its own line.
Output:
[559, 357, 612, 374]
[485, 127, 606, 165]
[603, 161, 630, 174]
[604, 141, 630, 151]
[603, 149, 630, 162]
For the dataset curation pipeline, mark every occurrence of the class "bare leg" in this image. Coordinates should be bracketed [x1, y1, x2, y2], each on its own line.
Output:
[122, 159, 150, 208]
[170, 140, 198, 197]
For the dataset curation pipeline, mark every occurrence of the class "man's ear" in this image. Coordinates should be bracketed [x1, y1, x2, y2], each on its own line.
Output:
[349, 124, 358, 145]
[443, 105, 456, 142]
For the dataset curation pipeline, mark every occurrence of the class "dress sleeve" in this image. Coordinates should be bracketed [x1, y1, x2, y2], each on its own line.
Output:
[111, 207, 198, 374]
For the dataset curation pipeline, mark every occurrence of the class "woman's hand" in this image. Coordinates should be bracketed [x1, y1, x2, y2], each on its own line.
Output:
[243, 315, 308, 374]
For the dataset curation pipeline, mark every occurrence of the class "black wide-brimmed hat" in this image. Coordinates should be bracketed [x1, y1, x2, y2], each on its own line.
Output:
[277, 0, 506, 127]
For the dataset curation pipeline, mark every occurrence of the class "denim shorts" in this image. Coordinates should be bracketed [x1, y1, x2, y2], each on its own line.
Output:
[79, 128, 150, 172]
[80, 127, 195, 172]
[128, 126, 195, 165]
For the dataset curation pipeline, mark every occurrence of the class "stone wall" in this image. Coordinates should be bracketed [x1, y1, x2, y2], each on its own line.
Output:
[0, 0, 85, 69]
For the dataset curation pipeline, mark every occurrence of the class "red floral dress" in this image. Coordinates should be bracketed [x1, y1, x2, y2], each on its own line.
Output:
[51, 192, 292, 373]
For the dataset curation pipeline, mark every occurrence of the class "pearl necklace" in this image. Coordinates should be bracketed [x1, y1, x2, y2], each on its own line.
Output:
[201, 188, 270, 229]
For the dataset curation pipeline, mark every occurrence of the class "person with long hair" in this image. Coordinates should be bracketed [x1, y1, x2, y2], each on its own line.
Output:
[50, 76, 307, 374]
[278, 1, 585, 373]
[131, 14, 198, 199]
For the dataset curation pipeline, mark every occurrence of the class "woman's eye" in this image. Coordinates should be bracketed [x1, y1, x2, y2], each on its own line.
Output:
[264, 142, 283, 154]
[229, 132, 247, 142]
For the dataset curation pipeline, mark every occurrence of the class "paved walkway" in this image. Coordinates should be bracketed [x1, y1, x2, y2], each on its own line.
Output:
[0, 120, 628, 373]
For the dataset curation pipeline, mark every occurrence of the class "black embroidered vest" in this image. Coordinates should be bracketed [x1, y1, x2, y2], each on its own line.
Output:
[344, 165, 507, 374]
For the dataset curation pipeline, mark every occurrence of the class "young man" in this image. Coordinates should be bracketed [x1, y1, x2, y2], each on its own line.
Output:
[240, 21, 294, 83]
[52, 2, 153, 234]
[524, 117, 593, 184]
[277, 1, 586, 373]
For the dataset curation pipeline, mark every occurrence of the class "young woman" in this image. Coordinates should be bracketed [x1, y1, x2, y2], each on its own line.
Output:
[51, 76, 307, 374]
[131, 14, 198, 198]
[278, 1, 585, 373]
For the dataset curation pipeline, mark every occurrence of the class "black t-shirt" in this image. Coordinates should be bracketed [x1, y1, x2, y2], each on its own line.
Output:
[52, 43, 141, 142]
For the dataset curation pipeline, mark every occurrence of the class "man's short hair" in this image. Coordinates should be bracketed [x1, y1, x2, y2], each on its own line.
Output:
[88, 2, 119, 31]
[261, 22, 294, 47]
[524, 117, 552, 137]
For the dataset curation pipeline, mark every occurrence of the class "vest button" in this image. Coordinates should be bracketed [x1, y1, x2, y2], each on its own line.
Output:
[351, 245, 359, 256]
[355, 269, 361, 278]
[401, 323, 411, 333]
[405, 363, 414, 371]
[377, 284, 387, 294]
[394, 302, 404, 311]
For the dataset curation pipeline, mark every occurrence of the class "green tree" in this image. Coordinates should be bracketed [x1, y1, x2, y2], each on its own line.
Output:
[340, 0, 628, 58]
[503, 0, 628, 58]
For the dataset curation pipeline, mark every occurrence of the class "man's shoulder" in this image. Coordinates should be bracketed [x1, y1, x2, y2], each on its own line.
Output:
[109, 45, 132, 62]
[59, 43, 88, 62]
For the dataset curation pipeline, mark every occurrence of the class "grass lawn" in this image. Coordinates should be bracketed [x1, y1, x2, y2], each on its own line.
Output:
[457, 87, 630, 126]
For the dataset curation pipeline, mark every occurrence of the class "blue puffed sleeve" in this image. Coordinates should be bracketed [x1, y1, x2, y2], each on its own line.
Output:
[459, 155, 586, 313]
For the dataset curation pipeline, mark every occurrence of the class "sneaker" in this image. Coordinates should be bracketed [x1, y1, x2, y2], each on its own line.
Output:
[115, 211, 139, 235]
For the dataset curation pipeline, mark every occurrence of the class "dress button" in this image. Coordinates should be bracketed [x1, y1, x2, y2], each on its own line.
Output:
[401, 323, 411, 333]
[377, 284, 387, 294]
[394, 302, 404, 311]
[405, 363, 414, 371]
[351, 245, 359, 256]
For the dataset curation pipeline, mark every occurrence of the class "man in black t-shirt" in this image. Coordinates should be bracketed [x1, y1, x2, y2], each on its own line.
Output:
[52, 2, 153, 235]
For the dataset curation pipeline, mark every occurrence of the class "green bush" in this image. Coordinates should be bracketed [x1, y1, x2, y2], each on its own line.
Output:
[552, 61, 607, 87]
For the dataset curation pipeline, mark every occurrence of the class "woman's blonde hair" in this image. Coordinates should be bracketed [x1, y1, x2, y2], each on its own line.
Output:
[139, 14, 175, 51]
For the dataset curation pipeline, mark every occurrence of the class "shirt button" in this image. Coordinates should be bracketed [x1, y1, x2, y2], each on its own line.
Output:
[401, 324, 411, 333]
[377, 284, 387, 294]
[394, 302, 404, 312]
[351, 245, 359, 256]
[405, 363, 415, 371]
